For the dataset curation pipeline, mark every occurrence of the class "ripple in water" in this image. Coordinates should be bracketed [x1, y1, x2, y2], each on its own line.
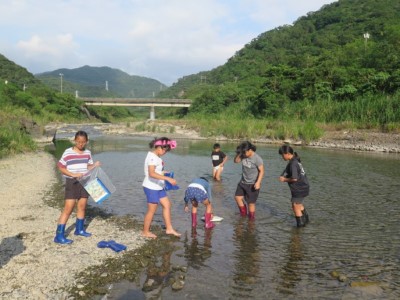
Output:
[87, 137, 400, 299]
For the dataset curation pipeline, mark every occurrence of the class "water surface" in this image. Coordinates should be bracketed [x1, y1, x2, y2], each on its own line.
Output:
[83, 136, 400, 299]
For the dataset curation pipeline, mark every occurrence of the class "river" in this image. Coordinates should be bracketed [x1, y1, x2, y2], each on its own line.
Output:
[56, 131, 400, 299]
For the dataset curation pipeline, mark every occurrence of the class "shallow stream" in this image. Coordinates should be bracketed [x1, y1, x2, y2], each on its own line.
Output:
[56, 130, 400, 299]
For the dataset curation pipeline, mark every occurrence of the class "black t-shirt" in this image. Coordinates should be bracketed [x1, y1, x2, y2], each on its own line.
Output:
[211, 151, 226, 167]
[284, 157, 310, 198]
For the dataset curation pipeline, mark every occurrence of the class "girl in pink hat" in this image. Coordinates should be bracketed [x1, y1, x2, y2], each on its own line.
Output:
[142, 137, 181, 238]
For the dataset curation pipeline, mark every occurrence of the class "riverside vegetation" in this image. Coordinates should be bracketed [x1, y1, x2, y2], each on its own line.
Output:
[160, 0, 400, 139]
[1, 0, 400, 158]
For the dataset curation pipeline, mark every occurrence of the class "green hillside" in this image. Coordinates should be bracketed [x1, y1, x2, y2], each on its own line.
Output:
[0, 56, 139, 157]
[36, 65, 167, 98]
[2, 0, 400, 151]
[0, 54, 42, 88]
[160, 0, 400, 136]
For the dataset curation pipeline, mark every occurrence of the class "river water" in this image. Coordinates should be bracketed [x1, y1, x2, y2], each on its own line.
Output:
[56, 131, 400, 299]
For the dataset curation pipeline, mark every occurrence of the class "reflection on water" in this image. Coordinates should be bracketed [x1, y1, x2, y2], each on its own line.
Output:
[230, 219, 260, 299]
[276, 229, 304, 295]
[74, 135, 400, 299]
[183, 228, 213, 270]
[141, 239, 174, 299]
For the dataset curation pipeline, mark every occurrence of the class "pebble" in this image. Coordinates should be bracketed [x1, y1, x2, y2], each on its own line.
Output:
[172, 280, 185, 291]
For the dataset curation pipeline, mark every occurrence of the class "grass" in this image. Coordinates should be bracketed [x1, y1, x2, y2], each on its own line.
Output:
[1, 90, 399, 160]
[185, 114, 324, 142]
[0, 107, 37, 158]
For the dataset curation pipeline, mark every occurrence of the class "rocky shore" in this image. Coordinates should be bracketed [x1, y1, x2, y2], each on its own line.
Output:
[308, 129, 400, 153]
[44, 121, 400, 153]
[0, 152, 146, 299]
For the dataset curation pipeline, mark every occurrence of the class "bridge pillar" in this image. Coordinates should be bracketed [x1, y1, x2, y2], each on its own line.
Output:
[150, 106, 155, 120]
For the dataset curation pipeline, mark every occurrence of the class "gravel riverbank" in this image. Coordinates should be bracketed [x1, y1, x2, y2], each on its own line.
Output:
[47, 122, 400, 153]
[0, 152, 146, 299]
[40, 121, 400, 153]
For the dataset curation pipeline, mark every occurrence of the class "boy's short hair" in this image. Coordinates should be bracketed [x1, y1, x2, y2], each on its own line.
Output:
[213, 143, 220, 149]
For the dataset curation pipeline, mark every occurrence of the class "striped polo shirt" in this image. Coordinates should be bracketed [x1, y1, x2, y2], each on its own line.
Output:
[57, 147, 93, 178]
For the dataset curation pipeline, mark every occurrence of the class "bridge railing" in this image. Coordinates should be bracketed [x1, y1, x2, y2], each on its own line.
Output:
[80, 97, 192, 119]
[80, 97, 192, 106]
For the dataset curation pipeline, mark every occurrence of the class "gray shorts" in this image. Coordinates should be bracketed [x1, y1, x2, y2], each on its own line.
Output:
[291, 197, 305, 204]
[65, 178, 89, 200]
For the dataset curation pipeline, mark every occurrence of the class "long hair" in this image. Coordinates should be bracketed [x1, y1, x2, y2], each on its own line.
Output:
[278, 145, 300, 162]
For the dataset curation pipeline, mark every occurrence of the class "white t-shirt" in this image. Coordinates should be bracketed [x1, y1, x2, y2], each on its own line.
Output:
[142, 151, 164, 190]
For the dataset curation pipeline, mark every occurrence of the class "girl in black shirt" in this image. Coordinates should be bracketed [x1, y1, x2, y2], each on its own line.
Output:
[278, 145, 310, 227]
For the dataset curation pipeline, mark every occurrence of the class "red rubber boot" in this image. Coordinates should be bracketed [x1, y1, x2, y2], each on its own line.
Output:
[191, 212, 197, 228]
[204, 213, 215, 229]
[238, 205, 247, 217]
[248, 211, 255, 220]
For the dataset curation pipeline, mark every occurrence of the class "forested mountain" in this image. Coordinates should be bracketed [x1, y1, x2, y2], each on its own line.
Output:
[0, 56, 133, 143]
[36, 66, 167, 98]
[0, 55, 90, 121]
[160, 0, 400, 125]
[0, 54, 42, 88]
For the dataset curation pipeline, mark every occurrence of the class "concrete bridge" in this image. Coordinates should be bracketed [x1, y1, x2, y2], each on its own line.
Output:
[80, 97, 192, 120]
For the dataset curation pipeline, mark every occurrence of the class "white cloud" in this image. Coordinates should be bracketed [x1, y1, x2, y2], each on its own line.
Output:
[14, 33, 81, 71]
[0, 0, 337, 85]
[17, 34, 78, 57]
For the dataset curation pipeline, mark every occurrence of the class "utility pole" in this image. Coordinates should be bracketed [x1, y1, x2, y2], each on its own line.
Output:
[59, 73, 64, 93]
[363, 32, 370, 51]
[105, 80, 109, 91]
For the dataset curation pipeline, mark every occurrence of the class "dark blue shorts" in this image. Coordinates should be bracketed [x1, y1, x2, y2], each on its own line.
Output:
[143, 187, 167, 204]
[184, 187, 208, 203]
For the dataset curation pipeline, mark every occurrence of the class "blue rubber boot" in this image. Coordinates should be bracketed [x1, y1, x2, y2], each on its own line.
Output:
[54, 224, 73, 244]
[97, 240, 110, 248]
[74, 218, 92, 237]
[108, 240, 127, 252]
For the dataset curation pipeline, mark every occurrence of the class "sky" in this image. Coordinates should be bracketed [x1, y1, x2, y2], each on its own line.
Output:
[0, 0, 337, 86]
